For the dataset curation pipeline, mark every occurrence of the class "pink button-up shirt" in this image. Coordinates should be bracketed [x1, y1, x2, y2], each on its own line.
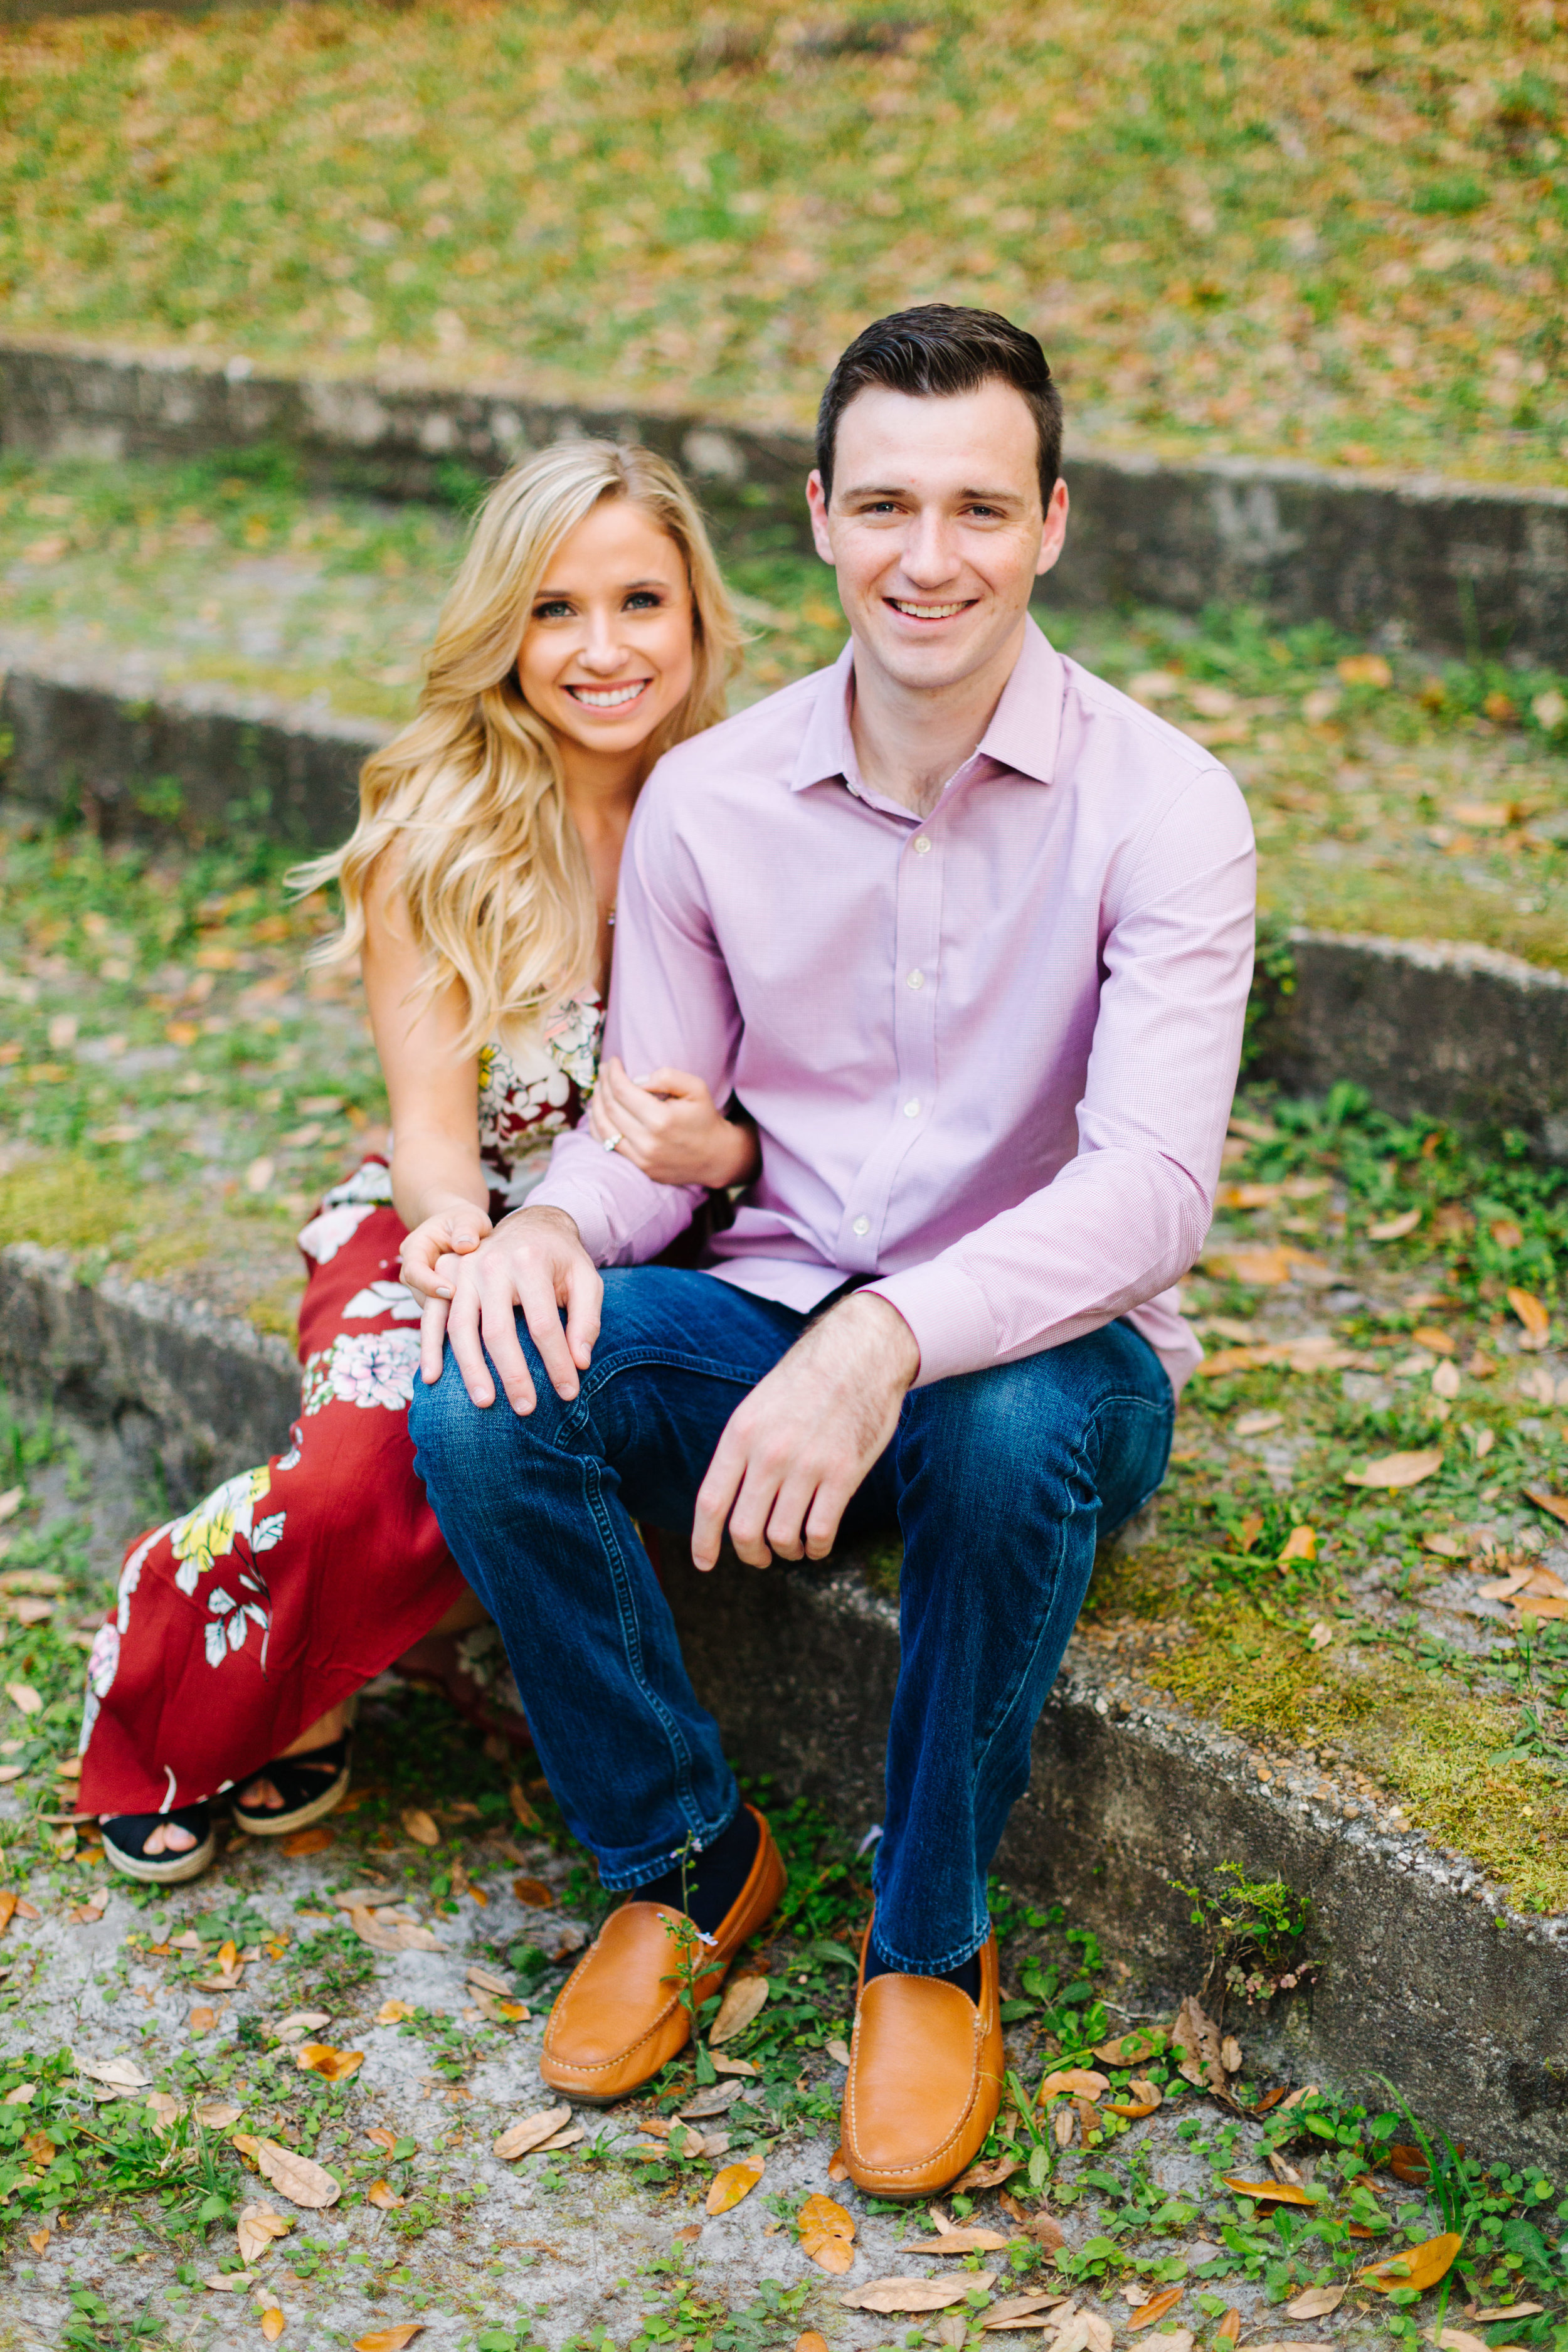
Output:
[532, 618, 1255, 1394]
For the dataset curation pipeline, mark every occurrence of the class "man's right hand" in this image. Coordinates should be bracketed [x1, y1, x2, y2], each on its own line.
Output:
[410, 1205, 602, 1412]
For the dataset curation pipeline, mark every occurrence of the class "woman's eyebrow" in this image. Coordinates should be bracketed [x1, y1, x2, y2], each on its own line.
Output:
[532, 576, 670, 599]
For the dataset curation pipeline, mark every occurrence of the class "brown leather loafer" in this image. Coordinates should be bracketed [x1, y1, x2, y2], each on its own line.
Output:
[540, 1804, 785, 2104]
[840, 1918, 1004, 2196]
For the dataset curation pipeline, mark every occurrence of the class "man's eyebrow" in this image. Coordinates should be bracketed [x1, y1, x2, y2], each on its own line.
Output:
[840, 482, 1025, 503]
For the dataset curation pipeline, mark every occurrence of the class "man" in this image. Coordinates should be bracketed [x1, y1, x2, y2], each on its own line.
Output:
[407, 304, 1254, 2195]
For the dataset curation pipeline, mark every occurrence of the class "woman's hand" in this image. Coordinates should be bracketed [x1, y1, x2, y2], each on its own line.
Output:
[399, 1204, 494, 1306]
[588, 1057, 759, 1189]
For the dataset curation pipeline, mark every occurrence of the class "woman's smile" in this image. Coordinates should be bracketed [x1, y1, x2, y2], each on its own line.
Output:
[564, 678, 654, 711]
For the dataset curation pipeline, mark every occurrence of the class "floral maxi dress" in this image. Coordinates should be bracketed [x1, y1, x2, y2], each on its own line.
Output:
[78, 997, 603, 1820]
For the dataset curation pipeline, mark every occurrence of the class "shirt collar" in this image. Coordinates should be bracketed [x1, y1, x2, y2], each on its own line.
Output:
[788, 614, 1063, 798]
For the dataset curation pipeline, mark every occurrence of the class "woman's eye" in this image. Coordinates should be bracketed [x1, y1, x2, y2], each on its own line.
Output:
[534, 600, 574, 621]
[623, 590, 664, 610]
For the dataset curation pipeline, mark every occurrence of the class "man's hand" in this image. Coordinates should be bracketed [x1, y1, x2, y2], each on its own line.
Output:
[692, 1293, 920, 1571]
[420, 1205, 602, 1413]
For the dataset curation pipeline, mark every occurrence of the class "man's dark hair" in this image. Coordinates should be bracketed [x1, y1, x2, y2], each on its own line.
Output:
[815, 304, 1063, 509]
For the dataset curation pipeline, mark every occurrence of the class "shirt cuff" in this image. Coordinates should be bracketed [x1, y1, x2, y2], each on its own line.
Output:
[524, 1180, 613, 1266]
[862, 1263, 999, 1389]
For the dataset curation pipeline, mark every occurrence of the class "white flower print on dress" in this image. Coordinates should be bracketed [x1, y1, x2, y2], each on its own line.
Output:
[297, 1200, 378, 1266]
[78, 1620, 122, 1752]
[342, 1279, 421, 1323]
[301, 1330, 421, 1417]
[477, 993, 603, 1195]
[322, 1162, 395, 1209]
[204, 1582, 269, 1670]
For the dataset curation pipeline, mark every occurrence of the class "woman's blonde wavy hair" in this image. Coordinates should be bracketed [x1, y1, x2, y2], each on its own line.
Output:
[293, 438, 742, 1055]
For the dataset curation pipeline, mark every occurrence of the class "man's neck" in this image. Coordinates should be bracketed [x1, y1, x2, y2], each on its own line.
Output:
[847, 615, 1028, 818]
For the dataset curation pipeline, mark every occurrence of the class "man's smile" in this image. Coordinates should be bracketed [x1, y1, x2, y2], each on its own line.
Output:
[564, 679, 653, 709]
[886, 598, 975, 622]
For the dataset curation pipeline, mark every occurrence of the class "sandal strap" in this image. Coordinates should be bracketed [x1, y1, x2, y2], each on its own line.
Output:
[234, 1737, 350, 1816]
[101, 1806, 210, 1860]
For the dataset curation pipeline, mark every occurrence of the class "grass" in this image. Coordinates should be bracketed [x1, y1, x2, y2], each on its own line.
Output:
[0, 1, 1564, 485]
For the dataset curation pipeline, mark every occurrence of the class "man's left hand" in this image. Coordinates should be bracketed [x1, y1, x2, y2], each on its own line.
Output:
[692, 1293, 921, 1570]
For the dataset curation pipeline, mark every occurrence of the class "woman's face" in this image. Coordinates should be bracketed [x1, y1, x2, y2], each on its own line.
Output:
[517, 497, 696, 762]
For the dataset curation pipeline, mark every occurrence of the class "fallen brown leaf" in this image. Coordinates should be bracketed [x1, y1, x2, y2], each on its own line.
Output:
[0, 1891, 17, 1937]
[949, 2151, 1022, 2193]
[827, 2144, 849, 2181]
[679, 2080, 743, 2120]
[401, 1808, 440, 1848]
[75, 2055, 151, 2092]
[1368, 1207, 1422, 1241]
[465, 1965, 511, 1996]
[1038, 2068, 1108, 2100]
[1128, 2287, 1184, 2331]
[795, 2336, 829, 2352]
[261, 2310, 285, 2343]
[905, 2228, 1009, 2254]
[1473, 2306, 1545, 2323]
[1052, 2106, 1076, 2148]
[1344, 1447, 1444, 1489]
[367, 2180, 405, 2210]
[236, 2203, 292, 2266]
[1222, 2176, 1323, 2206]
[841, 2274, 995, 2314]
[280, 1826, 335, 1858]
[512, 1875, 554, 1907]
[251, 2140, 342, 2210]
[978, 2294, 1067, 2330]
[27, 2225, 49, 2252]
[188, 2006, 217, 2037]
[798, 2191, 857, 2274]
[354, 2330, 426, 2351]
[1285, 2284, 1346, 2318]
[365, 2127, 400, 2152]
[1216, 2312, 1239, 2344]
[23, 2129, 54, 2166]
[999, 2195, 1065, 2250]
[706, 2157, 765, 2214]
[710, 2052, 759, 2077]
[494, 2106, 573, 2161]
[709, 1973, 770, 2045]
[1172, 1994, 1236, 2102]
[295, 2044, 364, 2084]
[376, 2000, 415, 2025]
[196, 2102, 242, 2129]
[1357, 2230, 1462, 2292]
[508, 1781, 543, 1829]
[1508, 1288, 1552, 1350]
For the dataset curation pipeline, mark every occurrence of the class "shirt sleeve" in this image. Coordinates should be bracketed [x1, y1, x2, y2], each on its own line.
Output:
[864, 765, 1256, 1386]
[528, 762, 743, 1265]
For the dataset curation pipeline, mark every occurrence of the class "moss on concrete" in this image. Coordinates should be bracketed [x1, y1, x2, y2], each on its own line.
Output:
[0, 1152, 147, 1257]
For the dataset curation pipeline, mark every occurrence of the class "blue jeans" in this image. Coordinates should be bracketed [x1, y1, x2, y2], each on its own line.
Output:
[408, 1267, 1173, 1974]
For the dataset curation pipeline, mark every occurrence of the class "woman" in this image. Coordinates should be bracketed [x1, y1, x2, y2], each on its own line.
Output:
[82, 440, 756, 1883]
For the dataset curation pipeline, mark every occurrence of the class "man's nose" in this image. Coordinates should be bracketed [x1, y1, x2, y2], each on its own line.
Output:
[898, 511, 962, 586]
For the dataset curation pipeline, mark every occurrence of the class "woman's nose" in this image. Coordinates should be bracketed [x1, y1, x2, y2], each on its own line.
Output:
[579, 610, 630, 672]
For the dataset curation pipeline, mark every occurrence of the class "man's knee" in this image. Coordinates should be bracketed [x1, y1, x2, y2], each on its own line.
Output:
[904, 1355, 1081, 1490]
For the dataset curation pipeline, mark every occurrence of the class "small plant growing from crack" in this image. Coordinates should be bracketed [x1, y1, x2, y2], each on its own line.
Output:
[1172, 1860, 1318, 2010]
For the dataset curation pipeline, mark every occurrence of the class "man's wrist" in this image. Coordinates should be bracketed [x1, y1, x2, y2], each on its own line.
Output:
[497, 1203, 583, 1247]
[832, 1290, 922, 1389]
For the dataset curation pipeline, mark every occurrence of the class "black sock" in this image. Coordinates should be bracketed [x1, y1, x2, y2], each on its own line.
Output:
[862, 1934, 982, 2003]
[631, 1806, 760, 1937]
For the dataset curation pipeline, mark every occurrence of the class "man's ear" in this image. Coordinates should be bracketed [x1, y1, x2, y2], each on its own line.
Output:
[1036, 477, 1070, 579]
[805, 469, 836, 566]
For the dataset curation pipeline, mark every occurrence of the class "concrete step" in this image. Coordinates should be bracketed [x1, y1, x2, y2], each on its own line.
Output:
[3, 1235, 1564, 2165]
[6, 332, 1568, 663]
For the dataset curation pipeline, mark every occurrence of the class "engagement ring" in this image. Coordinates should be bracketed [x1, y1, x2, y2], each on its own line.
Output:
[601, 1130, 622, 1153]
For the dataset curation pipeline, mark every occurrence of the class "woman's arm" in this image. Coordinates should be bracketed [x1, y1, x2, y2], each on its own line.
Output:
[361, 857, 494, 1286]
[587, 1056, 760, 1189]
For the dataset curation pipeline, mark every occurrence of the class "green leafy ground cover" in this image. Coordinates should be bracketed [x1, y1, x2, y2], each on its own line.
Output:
[2, 1401, 1567, 2346]
[5, 447, 1568, 970]
[1, 1, 1567, 485]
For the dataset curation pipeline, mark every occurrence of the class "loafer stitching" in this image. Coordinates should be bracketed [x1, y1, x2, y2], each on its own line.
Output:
[844, 2004, 990, 2175]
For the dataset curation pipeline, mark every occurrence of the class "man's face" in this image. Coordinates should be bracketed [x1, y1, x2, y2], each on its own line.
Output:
[807, 380, 1068, 696]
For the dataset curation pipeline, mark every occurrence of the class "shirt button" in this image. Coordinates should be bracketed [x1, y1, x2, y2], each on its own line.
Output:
[852, 1215, 870, 1237]
[913, 835, 931, 854]
[904, 1099, 921, 1118]
[906, 968, 924, 990]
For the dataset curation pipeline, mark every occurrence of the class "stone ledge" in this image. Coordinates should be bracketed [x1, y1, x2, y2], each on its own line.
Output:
[3, 1236, 1565, 2161]
[4, 333, 1567, 661]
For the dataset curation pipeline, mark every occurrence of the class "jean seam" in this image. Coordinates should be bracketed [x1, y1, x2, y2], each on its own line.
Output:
[574, 1343, 794, 1412]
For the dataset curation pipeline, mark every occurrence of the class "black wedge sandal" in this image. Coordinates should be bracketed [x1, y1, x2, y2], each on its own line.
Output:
[231, 1734, 352, 1838]
[100, 1805, 216, 1885]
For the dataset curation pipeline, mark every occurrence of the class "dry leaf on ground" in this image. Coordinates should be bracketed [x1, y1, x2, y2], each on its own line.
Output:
[512, 1875, 554, 1907]
[1367, 1207, 1422, 1241]
[798, 2191, 857, 2273]
[1473, 2307, 1545, 2324]
[0, 1891, 17, 1937]
[236, 2203, 292, 2266]
[1357, 2230, 1462, 2292]
[950, 2152, 1022, 2193]
[679, 2080, 743, 2119]
[1344, 1448, 1444, 1490]
[1039, 2068, 1108, 2100]
[197, 2101, 242, 2128]
[6, 1684, 42, 1715]
[840, 2274, 996, 2314]
[794, 2336, 829, 2352]
[710, 2053, 759, 2077]
[706, 2158, 765, 2215]
[1222, 2176, 1323, 2206]
[508, 1781, 541, 1829]
[709, 1974, 770, 2045]
[251, 2140, 342, 2210]
[905, 2228, 1009, 2254]
[824, 2037, 852, 2067]
[354, 2329, 426, 2351]
[494, 2106, 573, 2160]
[349, 1905, 442, 1955]
[294, 2043, 364, 2082]
[75, 2055, 150, 2091]
[188, 2007, 216, 2037]
[999, 2195, 1065, 2250]
[367, 2180, 405, 2210]
[260, 2315, 285, 2346]
[1172, 1995, 1236, 2102]
[376, 2000, 415, 2025]
[827, 2145, 849, 2181]
[1284, 2284, 1346, 2318]
[1052, 2107, 1076, 2148]
[1508, 1288, 1552, 1348]
[401, 1808, 440, 1846]
[1215, 2312, 1240, 2344]
[1093, 2028, 1164, 2065]
[1434, 2333, 1490, 2352]
[1046, 2311, 1113, 2352]
[280, 1825, 335, 1858]
[1128, 2287, 1184, 2330]
[978, 2294, 1066, 2330]
[1523, 1486, 1568, 1530]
